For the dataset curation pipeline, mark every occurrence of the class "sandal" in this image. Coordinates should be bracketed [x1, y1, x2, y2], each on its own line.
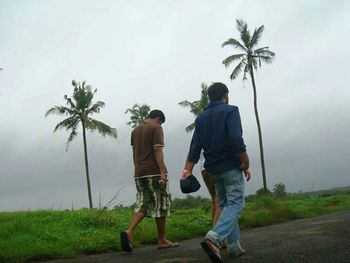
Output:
[157, 241, 179, 249]
[120, 231, 133, 252]
[201, 239, 223, 263]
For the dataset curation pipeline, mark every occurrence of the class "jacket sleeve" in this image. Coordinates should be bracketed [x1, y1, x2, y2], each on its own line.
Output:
[227, 107, 246, 152]
[187, 118, 202, 163]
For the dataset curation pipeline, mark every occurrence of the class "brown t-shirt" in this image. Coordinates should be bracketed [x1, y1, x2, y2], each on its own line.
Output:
[131, 120, 166, 177]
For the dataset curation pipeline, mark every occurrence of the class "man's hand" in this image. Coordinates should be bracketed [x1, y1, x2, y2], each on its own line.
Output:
[239, 151, 250, 182]
[239, 151, 249, 171]
[160, 172, 168, 180]
[159, 173, 168, 188]
[181, 169, 192, 179]
[243, 169, 251, 182]
[181, 160, 195, 179]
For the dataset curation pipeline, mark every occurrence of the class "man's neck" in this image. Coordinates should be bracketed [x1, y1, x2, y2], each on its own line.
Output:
[145, 118, 158, 124]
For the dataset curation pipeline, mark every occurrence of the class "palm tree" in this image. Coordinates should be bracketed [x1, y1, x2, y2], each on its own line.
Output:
[178, 83, 209, 132]
[222, 19, 275, 191]
[124, 103, 151, 127]
[45, 80, 117, 209]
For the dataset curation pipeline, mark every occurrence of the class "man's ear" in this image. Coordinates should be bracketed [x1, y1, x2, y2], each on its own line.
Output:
[224, 92, 229, 104]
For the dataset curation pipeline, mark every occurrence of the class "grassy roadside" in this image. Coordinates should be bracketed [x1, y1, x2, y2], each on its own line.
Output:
[1, 193, 350, 262]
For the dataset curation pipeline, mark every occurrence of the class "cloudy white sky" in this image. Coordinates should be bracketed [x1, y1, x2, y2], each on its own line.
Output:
[1, 0, 349, 211]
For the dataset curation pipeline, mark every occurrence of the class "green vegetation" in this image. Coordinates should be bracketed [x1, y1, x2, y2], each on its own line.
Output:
[1, 193, 350, 262]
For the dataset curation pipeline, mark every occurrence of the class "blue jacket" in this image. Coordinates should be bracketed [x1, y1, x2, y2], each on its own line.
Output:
[187, 101, 246, 174]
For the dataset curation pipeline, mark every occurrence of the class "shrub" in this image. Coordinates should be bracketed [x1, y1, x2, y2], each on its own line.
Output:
[273, 183, 287, 199]
[255, 187, 272, 197]
[171, 195, 211, 210]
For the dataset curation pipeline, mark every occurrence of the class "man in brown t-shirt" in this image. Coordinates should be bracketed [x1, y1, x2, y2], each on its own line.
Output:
[120, 110, 178, 252]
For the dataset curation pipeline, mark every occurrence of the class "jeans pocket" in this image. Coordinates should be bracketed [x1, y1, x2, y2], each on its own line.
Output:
[224, 169, 243, 186]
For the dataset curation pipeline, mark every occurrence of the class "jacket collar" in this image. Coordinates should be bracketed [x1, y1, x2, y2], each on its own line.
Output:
[205, 100, 225, 110]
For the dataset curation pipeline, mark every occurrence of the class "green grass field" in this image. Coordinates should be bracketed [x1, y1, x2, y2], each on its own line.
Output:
[1, 193, 350, 262]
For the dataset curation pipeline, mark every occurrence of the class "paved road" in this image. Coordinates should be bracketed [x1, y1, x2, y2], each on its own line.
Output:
[48, 210, 350, 263]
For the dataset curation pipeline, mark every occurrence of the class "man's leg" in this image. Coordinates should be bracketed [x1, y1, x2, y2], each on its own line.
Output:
[206, 168, 244, 252]
[200, 172, 226, 262]
[155, 217, 166, 242]
[124, 178, 149, 242]
[155, 217, 169, 245]
[125, 212, 145, 241]
[152, 176, 179, 249]
[201, 169, 221, 226]
[226, 179, 246, 254]
[155, 216, 179, 248]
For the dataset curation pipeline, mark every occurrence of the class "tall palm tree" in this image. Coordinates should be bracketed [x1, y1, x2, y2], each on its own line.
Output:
[222, 19, 275, 191]
[45, 80, 117, 209]
[124, 103, 151, 127]
[178, 83, 209, 132]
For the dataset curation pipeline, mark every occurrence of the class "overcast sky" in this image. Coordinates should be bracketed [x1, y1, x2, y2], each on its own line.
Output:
[1, 0, 349, 211]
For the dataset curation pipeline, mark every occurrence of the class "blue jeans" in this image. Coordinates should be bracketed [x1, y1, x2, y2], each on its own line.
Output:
[206, 168, 245, 252]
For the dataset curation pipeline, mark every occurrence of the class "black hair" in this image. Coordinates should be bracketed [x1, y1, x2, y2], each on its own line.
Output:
[148, 109, 165, 123]
[208, 82, 229, 101]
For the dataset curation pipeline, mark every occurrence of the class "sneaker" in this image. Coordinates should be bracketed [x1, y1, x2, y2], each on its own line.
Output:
[228, 240, 247, 257]
[237, 240, 247, 254]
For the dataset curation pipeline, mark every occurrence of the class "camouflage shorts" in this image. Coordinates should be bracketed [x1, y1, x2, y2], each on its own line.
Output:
[134, 176, 171, 218]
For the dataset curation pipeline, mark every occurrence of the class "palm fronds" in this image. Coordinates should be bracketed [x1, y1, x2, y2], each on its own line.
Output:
[185, 123, 195, 133]
[46, 80, 117, 148]
[222, 19, 275, 82]
[222, 54, 245, 68]
[45, 106, 74, 117]
[125, 104, 151, 128]
[89, 101, 105, 114]
[221, 38, 247, 52]
[86, 118, 117, 138]
[230, 60, 246, 80]
[250, 25, 264, 48]
[236, 19, 251, 48]
[178, 83, 209, 133]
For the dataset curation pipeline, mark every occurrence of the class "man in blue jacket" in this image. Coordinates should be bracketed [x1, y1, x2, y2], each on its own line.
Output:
[182, 82, 251, 262]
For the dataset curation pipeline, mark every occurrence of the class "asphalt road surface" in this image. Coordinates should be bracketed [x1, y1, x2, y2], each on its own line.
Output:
[47, 210, 350, 263]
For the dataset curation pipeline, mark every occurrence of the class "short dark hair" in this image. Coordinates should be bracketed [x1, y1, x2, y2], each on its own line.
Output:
[148, 109, 165, 123]
[208, 82, 229, 101]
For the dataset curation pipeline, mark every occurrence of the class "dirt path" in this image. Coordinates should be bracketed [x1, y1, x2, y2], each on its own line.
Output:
[47, 210, 350, 263]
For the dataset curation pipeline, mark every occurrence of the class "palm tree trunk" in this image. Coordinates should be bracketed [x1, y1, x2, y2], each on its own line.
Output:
[249, 66, 268, 191]
[82, 122, 93, 209]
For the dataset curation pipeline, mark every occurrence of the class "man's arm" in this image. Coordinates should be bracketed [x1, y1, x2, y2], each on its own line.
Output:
[228, 107, 251, 181]
[182, 119, 202, 178]
[153, 125, 167, 179]
[227, 107, 246, 152]
[154, 146, 168, 179]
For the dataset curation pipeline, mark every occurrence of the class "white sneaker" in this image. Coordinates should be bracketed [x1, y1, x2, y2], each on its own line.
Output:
[237, 240, 247, 254]
[228, 240, 247, 257]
